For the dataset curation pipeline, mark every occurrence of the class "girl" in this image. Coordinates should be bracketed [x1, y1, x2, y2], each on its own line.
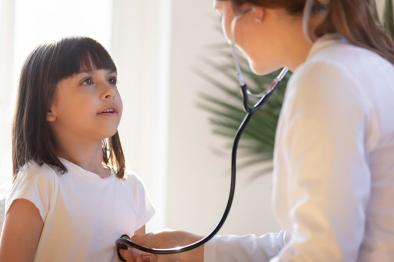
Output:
[0, 37, 154, 262]
[127, 0, 394, 261]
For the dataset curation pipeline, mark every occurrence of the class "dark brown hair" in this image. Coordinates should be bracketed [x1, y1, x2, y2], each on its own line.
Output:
[12, 37, 126, 179]
[229, 0, 394, 64]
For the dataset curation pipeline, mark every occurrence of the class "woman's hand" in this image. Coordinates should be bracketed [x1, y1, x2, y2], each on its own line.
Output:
[119, 250, 156, 262]
[121, 230, 204, 262]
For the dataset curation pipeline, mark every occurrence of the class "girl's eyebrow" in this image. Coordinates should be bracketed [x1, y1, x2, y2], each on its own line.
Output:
[105, 70, 117, 77]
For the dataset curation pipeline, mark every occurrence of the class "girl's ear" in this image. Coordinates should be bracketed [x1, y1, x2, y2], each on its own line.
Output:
[47, 109, 57, 122]
[47, 94, 58, 122]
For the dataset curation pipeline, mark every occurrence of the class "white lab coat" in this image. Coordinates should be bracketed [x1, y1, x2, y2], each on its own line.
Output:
[204, 34, 394, 261]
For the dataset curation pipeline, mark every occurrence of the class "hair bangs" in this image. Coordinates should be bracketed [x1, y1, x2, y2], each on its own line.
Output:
[52, 37, 117, 82]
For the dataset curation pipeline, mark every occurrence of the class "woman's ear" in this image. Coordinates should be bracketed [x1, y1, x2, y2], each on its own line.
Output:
[252, 6, 264, 24]
[236, 3, 265, 24]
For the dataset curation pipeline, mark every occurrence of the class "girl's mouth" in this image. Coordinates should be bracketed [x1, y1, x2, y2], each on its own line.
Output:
[97, 108, 118, 115]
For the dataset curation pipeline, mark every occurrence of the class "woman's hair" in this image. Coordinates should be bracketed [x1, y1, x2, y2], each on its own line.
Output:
[12, 37, 126, 179]
[229, 0, 394, 64]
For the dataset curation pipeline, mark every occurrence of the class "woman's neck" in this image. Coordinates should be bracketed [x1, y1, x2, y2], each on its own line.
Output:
[280, 22, 314, 71]
[277, 14, 325, 71]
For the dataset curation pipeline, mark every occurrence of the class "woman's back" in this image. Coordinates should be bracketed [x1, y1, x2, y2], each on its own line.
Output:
[333, 39, 394, 261]
[274, 34, 394, 261]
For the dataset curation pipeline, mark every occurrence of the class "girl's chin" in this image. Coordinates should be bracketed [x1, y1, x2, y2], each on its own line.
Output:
[97, 129, 119, 140]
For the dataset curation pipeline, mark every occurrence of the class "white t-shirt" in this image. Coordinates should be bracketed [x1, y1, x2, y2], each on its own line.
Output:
[204, 34, 394, 261]
[5, 158, 155, 262]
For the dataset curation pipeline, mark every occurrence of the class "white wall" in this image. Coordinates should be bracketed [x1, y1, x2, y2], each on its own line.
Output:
[111, 0, 171, 231]
[0, 0, 15, 193]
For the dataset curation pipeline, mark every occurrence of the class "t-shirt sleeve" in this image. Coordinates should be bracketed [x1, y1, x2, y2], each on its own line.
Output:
[5, 162, 56, 221]
[129, 175, 155, 230]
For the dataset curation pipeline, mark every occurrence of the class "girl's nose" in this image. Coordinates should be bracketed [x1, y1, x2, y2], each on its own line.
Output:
[101, 84, 116, 100]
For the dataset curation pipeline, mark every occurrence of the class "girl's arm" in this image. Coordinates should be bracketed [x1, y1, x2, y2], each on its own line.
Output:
[0, 199, 44, 262]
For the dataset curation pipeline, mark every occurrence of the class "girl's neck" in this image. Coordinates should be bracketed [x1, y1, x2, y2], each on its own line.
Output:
[55, 138, 109, 177]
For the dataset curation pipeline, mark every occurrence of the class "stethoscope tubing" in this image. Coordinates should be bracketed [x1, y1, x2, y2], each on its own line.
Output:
[116, 78, 283, 259]
[116, 111, 252, 255]
[116, 11, 288, 259]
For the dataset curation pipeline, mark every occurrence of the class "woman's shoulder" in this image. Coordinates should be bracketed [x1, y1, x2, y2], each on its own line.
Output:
[295, 41, 360, 82]
[301, 37, 393, 83]
[290, 38, 393, 107]
[287, 56, 371, 118]
[309, 35, 389, 66]
[290, 57, 356, 94]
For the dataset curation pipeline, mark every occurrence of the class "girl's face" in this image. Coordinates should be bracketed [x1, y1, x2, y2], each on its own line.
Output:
[47, 69, 123, 142]
[213, 0, 284, 74]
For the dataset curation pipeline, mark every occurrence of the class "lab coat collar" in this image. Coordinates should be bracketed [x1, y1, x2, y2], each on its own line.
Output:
[306, 33, 347, 60]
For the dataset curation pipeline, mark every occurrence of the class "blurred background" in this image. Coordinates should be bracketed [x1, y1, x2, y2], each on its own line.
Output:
[0, 0, 389, 236]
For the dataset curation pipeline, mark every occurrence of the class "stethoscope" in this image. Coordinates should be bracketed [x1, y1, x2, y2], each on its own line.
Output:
[116, 9, 289, 261]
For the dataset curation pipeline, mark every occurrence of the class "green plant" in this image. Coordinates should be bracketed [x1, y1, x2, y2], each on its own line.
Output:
[198, 1, 394, 177]
[385, 0, 394, 37]
[196, 47, 290, 177]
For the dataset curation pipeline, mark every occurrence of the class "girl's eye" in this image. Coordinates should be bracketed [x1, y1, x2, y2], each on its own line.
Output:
[81, 77, 94, 86]
[108, 76, 117, 85]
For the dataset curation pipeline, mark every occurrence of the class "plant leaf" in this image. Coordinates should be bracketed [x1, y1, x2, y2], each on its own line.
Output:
[384, 0, 394, 38]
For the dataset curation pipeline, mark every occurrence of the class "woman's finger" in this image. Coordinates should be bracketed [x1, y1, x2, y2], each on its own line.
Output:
[135, 254, 155, 262]
[142, 255, 154, 262]
[119, 249, 135, 262]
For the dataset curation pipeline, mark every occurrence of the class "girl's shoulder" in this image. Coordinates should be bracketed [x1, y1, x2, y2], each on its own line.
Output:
[119, 170, 149, 196]
[14, 161, 60, 188]
[7, 161, 61, 221]
[119, 170, 155, 221]
[121, 170, 144, 186]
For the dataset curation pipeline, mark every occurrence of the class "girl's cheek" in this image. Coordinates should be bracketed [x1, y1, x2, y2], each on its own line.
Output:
[118, 96, 124, 117]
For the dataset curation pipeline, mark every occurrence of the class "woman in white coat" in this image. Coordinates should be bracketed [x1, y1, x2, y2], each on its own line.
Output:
[124, 0, 394, 261]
